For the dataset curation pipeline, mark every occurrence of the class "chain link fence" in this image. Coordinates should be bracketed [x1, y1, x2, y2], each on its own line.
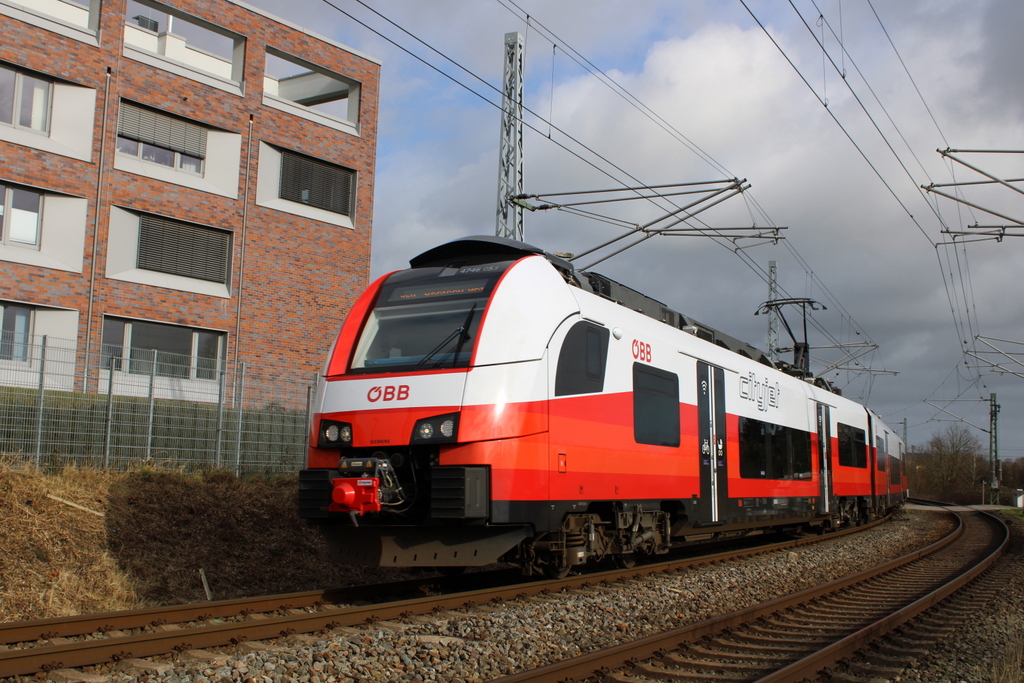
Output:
[0, 334, 316, 474]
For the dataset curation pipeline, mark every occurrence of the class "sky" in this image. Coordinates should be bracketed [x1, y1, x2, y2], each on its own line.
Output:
[246, 0, 1024, 459]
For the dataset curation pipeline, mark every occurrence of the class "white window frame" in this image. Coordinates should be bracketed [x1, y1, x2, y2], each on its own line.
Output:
[101, 316, 225, 382]
[0, 0, 101, 45]
[122, 0, 244, 95]
[0, 183, 43, 248]
[263, 48, 360, 136]
[0, 62, 95, 162]
[112, 102, 240, 198]
[0, 64, 52, 134]
[0, 301, 33, 363]
[0, 182, 85, 272]
[255, 143, 355, 230]
[106, 206, 232, 298]
[115, 101, 207, 176]
[0, 303, 77, 392]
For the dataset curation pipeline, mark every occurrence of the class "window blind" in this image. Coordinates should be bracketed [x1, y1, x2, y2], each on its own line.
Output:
[119, 101, 208, 159]
[280, 150, 354, 216]
[138, 214, 230, 283]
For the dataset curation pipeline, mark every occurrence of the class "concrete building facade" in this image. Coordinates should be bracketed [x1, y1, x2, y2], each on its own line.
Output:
[0, 0, 379, 400]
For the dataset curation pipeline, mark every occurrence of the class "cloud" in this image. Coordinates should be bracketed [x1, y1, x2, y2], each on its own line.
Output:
[247, 0, 1024, 456]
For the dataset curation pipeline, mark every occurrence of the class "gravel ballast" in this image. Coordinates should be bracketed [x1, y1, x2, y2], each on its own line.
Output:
[32, 509, 1024, 683]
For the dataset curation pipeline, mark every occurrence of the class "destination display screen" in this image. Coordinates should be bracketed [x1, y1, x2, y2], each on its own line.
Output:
[387, 279, 489, 303]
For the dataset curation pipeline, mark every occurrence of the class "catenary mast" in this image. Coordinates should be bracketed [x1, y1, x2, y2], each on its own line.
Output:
[496, 31, 525, 241]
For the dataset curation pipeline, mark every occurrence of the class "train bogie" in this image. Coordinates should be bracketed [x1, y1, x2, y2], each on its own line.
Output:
[299, 236, 907, 576]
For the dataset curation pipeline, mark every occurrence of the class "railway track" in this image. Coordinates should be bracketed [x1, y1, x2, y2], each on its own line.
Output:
[0, 516, 892, 678]
[491, 506, 1008, 683]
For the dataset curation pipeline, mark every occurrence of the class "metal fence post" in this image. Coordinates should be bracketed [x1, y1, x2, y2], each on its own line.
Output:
[234, 362, 246, 476]
[34, 335, 48, 469]
[215, 365, 226, 469]
[146, 349, 157, 461]
[303, 378, 315, 472]
[104, 355, 116, 469]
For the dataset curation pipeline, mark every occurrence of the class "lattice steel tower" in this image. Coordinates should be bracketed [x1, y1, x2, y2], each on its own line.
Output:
[767, 261, 780, 363]
[496, 31, 524, 241]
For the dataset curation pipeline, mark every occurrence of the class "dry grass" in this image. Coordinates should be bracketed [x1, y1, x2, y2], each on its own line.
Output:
[1, 461, 416, 624]
[993, 645, 1024, 683]
[0, 459, 142, 622]
[990, 618, 1024, 683]
[102, 467, 405, 605]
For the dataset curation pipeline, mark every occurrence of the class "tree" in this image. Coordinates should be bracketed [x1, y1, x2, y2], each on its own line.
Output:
[910, 424, 984, 504]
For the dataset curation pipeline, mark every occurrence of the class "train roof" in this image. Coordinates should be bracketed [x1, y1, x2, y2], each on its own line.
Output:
[410, 236, 773, 368]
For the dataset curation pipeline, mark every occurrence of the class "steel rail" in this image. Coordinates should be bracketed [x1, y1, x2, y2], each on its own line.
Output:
[489, 508, 965, 683]
[0, 571, 520, 644]
[755, 508, 1009, 683]
[0, 516, 892, 677]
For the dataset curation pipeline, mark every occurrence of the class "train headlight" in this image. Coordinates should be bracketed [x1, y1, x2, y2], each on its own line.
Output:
[411, 412, 460, 444]
[319, 420, 353, 447]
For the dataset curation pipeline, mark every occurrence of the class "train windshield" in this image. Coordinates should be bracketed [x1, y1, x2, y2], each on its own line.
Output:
[348, 262, 511, 373]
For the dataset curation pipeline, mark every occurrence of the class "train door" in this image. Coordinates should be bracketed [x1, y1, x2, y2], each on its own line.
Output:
[547, 320, 611, 512]
[696, 362, 727, 523]
[816, 404, 832, 514]
[867, 417, 877, 508]
[884, 433, 894, 506]
[879, 435, 890, 508]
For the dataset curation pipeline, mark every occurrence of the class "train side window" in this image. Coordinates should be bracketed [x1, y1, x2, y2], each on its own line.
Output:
[738, 417, 768, 478]
[876, 436, 886, 471]
[632, 363, 679, 447]
[790, 429, 812, 478]
[555, 322, 609, 396]
[837, 423, 867, 468]
[889, 455, 902, 485]
[739, 416, 811, 480]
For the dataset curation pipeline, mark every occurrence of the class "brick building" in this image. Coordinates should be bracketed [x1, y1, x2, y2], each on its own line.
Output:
[0, 0, 379, 403]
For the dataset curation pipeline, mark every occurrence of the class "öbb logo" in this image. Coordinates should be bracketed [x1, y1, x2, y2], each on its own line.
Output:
[367, 385, 410, 402]
[631, 339, 652, 363]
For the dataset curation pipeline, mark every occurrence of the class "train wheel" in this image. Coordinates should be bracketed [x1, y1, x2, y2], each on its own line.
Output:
[613, 553, 637, 569]
[544, 563, 571, 580]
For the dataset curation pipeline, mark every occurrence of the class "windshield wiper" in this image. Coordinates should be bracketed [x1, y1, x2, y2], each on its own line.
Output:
[414, 304, 478, 370]
[450, 304, 477, 367]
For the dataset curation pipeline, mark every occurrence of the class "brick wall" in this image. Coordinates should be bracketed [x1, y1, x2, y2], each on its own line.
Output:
[0, 0, 379, 387]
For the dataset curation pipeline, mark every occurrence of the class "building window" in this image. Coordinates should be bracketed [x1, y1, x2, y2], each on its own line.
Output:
[102, 317, 223, 380]
[280, 150, 354, 217]
[123, 0, 244, 84]
[633, 364, 680, 447]
[0, 64, 51, 134]
[136, 214, 230, 284]
[0, 183, 43, 248]
[264, 49, 360, 127]
[117, 101, 206, 175]
[0, 0, 100, 35]
[0, 302, 32, 362]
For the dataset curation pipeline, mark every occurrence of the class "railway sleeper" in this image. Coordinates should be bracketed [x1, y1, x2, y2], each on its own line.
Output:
[718, 633, 822, 652]
[687, 643, 795, 662]
[656, 652, 771, 672]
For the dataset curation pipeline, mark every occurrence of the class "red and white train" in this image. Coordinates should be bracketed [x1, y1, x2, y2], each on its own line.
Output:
[299, 236, 907, 577]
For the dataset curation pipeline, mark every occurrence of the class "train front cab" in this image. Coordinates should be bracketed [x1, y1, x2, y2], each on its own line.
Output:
[300, 247, 582, 568]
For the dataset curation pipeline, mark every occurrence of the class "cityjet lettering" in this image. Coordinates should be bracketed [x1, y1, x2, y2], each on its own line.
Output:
[738, 372, 780, 412]
[367, 385, 410, 402]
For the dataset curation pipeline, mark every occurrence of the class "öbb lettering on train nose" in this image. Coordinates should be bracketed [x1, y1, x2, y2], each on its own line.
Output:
[366, 385, 410, 402]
